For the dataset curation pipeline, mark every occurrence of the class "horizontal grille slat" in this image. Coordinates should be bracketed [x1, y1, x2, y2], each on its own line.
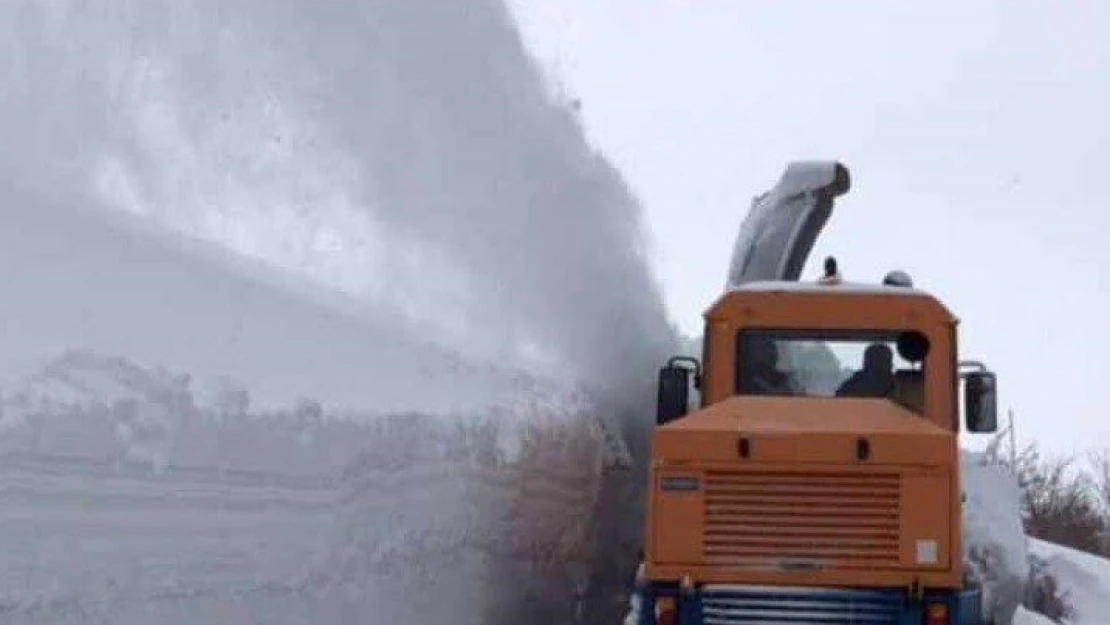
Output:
[706, 477, 900, 485]
[708, 504, 899, 517]
[707, 479, 899, 489]
[704, 549, 901, 563]
[706, 537, 898, 551]
[704, 471, 902, 569]
[705, 525, 899, 538]
[706, 517, 897, 530]
[701, 585, 902, 625]
[710, 497, 901, 506]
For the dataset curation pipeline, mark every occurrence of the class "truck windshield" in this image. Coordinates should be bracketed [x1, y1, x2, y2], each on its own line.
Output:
[735, 329, 929, 412]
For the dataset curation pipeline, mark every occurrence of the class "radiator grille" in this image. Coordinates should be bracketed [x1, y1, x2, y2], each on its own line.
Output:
[703, 471, 901, 569]
[701, 585, 903, 625]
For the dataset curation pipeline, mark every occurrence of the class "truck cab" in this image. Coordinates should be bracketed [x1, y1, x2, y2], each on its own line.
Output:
[638, 278, 999, 625]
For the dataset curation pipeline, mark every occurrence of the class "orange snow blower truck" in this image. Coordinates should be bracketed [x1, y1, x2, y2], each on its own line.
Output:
[637, 162, 999, 625]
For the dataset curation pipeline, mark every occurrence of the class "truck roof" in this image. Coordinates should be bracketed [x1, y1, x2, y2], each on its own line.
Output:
[711, 278, 958, 326]
[728, 279, 932, 298]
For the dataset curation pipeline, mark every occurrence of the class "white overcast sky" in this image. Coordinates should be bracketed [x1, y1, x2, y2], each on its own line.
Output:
[507, 0, 1110, 455]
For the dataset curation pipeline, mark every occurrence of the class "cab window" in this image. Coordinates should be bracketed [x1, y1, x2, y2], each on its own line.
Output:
[735, 329, 930, 414]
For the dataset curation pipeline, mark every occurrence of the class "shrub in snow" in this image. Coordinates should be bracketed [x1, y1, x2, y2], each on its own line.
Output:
[1012, 446, 1106, 557]
[111, 397, 174, 473]
[316, 396, 625, 625]
[1086, 450, 1110, 549]
[481, 412, 608, 624]
[985, 431, 1110, 559]
[1024, 554, 1072, 622]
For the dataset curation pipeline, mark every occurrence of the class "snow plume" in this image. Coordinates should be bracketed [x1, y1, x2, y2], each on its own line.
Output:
[0, 0, 675, 397]
[1, 2, 675, 623]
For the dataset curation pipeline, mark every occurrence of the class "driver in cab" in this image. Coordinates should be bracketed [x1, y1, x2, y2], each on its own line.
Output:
[835, 343, 895, 398]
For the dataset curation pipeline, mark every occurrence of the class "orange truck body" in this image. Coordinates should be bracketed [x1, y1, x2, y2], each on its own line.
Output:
[647, 283, 961, 588]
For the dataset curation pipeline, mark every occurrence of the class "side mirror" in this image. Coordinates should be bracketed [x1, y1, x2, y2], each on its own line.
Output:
[964, 370, 998, 433]
[656, 357, 700, 426]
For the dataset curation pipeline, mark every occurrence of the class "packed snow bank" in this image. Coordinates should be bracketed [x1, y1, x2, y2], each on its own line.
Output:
[961, 450, 1031, 624]
[1013, 606, 1060, 625]
[1029, 539, 1110, 625]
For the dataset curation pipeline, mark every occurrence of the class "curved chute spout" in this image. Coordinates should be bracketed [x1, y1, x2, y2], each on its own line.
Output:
[726, 161, 851, 289]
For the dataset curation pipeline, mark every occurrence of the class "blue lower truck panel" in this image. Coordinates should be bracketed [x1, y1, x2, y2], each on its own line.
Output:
[636, 583, 984, 625]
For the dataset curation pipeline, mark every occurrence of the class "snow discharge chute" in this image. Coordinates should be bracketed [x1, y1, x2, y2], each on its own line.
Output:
[726, 161, 850, 288]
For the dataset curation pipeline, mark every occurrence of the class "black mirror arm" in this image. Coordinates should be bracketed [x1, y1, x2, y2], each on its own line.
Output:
[958, 360, 988, 377]
[667, 356, 703, 389]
